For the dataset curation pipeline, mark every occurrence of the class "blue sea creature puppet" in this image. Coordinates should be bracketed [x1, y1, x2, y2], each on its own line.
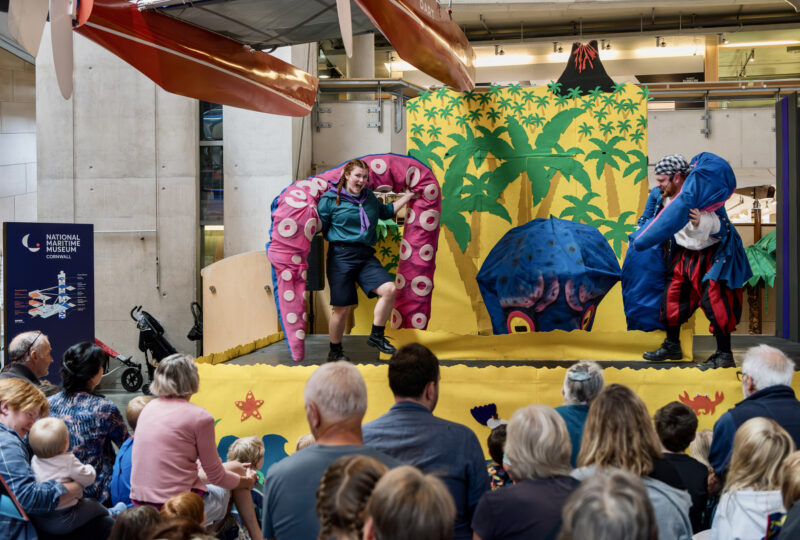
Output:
[477, 217, 621, 334]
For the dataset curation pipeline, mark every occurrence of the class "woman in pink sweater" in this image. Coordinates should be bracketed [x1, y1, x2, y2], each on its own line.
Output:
[129, 354, 261, 539]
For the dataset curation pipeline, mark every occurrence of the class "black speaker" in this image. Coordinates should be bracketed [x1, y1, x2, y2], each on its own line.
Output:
[306, 234, 325, 291]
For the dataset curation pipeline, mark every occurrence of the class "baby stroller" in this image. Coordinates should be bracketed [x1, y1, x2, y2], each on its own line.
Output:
[130, 306, 177, 395]
[94, 338, 144, 393]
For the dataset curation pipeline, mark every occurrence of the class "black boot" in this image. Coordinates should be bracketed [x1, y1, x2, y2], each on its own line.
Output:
[697, 351, 735, 371]
[327, 343, 350, 363]
[366, 324, 396, 355]
[643, 339, 683, 361]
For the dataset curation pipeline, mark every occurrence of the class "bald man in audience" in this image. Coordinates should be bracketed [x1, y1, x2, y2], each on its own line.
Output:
[708, 344, 800, 492]
[261, 361, 398, 540]
[0, 331, 55, 393]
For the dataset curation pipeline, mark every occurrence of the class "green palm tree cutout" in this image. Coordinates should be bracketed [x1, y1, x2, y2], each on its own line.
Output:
[406, 100, 420, 117]
[623, 150, 648, 184]
[566, 86, 582, 100]
[462, 171, 512, 223]
[447, 94, 464, 109]
[488, 84, 504, 98]
[578, 122, 594, 137]
[588, 87, 604, 100]
[426, 125, 443, 140]
[486, 108, 502, 125]
[490, 110, 591, 207]
[476, 92, 492, 109]
[521, 90, 536, 109]
[439, 106, 454, 120]
[599, 122, 614, 137]
[637, 85, 652, 102]
[533, 95, 550, 111]
[497, 97, 513, 111]
[463, 90, 478, 104]
[554, 95, 569, 108]
[467, 109, 484, 122]
[617, 119, 632, 133]
[600, 93, 617, 112]
[636, 115, 647, 130]
[423, 107, 439, 121]
[455, 114, 469, 129]
[440, 126, 481, 249]
[507, 83, 522, 96]
[410, 123, 424, 137]
[408, 137, 445, 169]
[510, 102, 525, 116]
[559, 191, 606, 224]
[473, 125, 512, 169]
[586, 136, 630, 216]
[612, 82, 625, 95]
[629, 130, 645, 145]
[434, 87, 449, 102]
[600, 211, 636, 257]
[418, 90, 433, 105]
[546, 80, 563, 94]
[593, 109, 609, 122]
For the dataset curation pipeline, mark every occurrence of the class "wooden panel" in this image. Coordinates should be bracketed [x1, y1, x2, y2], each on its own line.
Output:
[201, 251, 279, 355]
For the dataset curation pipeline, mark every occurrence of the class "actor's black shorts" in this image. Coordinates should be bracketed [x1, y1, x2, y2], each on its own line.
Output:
[326, 242, 392, 307]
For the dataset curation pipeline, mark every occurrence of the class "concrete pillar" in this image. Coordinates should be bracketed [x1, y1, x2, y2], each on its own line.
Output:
[346, 33, 375, 79]
[36, 28, 199, 383]
[223, 44, 316, 257]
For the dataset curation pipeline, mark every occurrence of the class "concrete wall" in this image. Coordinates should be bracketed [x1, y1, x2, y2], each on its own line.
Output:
[223, 44, 315, 257]
[36, 29, 198, 387]
[0, 49, 36, 223]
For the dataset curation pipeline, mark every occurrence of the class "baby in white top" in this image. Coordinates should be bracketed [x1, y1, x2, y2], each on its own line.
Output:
[28, 417, 125, 534]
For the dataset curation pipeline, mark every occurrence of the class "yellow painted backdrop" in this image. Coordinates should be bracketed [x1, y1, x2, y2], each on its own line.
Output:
[351, 83, 652, 340]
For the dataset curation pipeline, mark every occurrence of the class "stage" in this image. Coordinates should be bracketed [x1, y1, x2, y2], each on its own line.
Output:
[222, 334, 800, 369]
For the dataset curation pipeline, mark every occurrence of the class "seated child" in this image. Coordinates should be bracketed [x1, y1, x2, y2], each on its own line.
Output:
[689, 429, 713, 469]
[111, 395, 153, 506]
[28, 417, 126, 534]
[109, 505, 162, 540]
[227, 436, 266, 524]
[486, 424, 512, 490]
[654, 401, 710, 533]
[161, 492, 206, 528]
[296, 433, 315, 451]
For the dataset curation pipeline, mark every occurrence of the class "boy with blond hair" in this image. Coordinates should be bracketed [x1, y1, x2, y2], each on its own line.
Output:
[111, 395, 153, 505]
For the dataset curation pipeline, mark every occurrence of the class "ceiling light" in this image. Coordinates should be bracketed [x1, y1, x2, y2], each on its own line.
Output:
[721, 40, 800, 48]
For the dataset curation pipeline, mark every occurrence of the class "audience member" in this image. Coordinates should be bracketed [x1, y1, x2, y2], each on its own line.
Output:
[161, 492, 206, 527]
[47, 342, 129, 502]
[486, 424, 512, 490]
[145, 517, 208, 540]
[296, 433, 315, 451]
[654, 401, 710, 532]
[362, 343, 488, 539]
[574, 384, 692, 540]
[0, 378, 110, 539]
[710, 417, 795, 539]
[779, 451, 800, 539]
[558, 468, 658, 540]
[261, 361, 398, 540]
[28, 417, 126, 534]
[130, 354, 260, 539]
[472, 405, 579, 540]
[227, 436, 266, 524]
[363, 465, 456, 540]
[555, 361, 604, 467]
[315, 454, 388, 540]
[109, 505, 162, 540]
[689, 429, 713, 469]
[111, 394, 153, 505]
[1, 331, 54, 387]
[708, 345, 800, 492]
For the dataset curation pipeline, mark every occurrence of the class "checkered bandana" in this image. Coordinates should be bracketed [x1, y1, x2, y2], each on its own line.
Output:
[654, 154, 690, 176]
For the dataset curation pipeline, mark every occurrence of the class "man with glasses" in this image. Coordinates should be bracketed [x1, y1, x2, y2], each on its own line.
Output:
[0, 331, 54, 390]
[641, 154, 744, 370]
[707, 344, 800, 493]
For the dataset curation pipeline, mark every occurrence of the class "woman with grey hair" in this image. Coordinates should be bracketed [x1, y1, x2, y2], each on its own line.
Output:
[471, 405, 579, 540]
[555, 361, 604, 467]
[129, 354, 262, 540]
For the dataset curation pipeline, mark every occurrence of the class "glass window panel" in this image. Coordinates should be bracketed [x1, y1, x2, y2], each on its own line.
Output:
[200, 146, 223, 224]
[200, 101, 223, 141]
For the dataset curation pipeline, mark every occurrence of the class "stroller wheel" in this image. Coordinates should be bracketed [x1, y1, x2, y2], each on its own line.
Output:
[142, 383, 151, 396]
[121, 368, 143, 392]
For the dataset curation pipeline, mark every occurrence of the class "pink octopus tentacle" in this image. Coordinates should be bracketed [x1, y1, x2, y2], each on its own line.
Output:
[267, 154, 441, 362]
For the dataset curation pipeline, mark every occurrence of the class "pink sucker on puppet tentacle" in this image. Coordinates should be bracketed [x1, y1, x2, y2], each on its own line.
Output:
[535, 278, 560, 313]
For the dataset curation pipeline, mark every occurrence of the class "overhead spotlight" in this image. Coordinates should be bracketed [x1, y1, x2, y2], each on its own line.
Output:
[553, 41, 559, 53]
[601, 39, 611, 50]
[605, 40, 612, 50]
[748, 49, 755, 62]
[718, 33, 729, 45]
[660, 38, 666, 48]
[495, 44, 505, 56]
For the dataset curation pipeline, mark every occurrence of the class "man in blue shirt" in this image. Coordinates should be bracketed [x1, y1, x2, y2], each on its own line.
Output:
[708, 344, 800, 493]
[362, 343, 489, 540]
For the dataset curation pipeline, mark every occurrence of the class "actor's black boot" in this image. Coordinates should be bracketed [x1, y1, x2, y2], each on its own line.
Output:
[697, 351, 735, 371]
[366, 324, 396, 355]
[643, 339, 683, 361]
[327, 342, 350, 362]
